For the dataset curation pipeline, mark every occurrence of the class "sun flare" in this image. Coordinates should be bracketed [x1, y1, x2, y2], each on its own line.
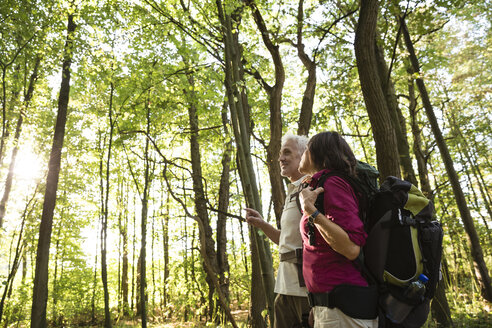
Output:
[12, 148, 44, 185]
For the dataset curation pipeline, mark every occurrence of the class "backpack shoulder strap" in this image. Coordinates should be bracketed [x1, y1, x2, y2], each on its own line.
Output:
[315, 171, 367, 222]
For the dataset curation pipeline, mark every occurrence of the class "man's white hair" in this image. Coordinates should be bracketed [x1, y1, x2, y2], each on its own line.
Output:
[281, 133, 309, 155]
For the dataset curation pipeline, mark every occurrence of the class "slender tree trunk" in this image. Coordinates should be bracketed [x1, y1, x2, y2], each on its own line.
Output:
[151, 208, 156, 312]
[120, 183, 130, 316]
[401, 16, 492, 302]
[136, 254, 142, 316]
[182, 67, 238, 326]
[131, 196, 136, 313]
[217, 1, 275, 326]
[244, 0, 285, 229]
[217, 104, 232, 317]
[0, 56, 41, 227]
[100, 82, 115, 328]
[139, 101, 151, 328]
[31, 13, 75, 328]
[161, 191, 170, 309]
[91, 219, 99, 324]
[296, 0, 316, 136]
[407, 70, 432, 199]
[184, 69, 218, 320]
[407, 73, 453, 324]
[0, 187, 33, 321]
[448, 109, 492, 224]
[374, 41, 417, 185]
[52, 226, 61, 325]
[0, 67, 9, 168]
[354, 0, 401, 179]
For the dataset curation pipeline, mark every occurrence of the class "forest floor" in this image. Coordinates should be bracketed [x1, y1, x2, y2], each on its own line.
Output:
[111, 309, 250, 327]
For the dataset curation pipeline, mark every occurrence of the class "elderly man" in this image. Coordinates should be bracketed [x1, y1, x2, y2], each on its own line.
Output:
[245, 133, 310, 328]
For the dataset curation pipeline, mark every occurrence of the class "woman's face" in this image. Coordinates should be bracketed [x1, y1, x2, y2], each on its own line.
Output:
[299, 148, 317, 175]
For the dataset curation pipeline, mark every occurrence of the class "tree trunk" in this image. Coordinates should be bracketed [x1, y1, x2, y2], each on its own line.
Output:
[407, 70, 432, 199]
[139, 99, 151, 328]
[296, 0, 316, 136]
[120, 184, 130, 316]
[217, 105, 232, 310]
[354, 0, 401, 179]
[31, 13, 75, 328]
[131, 197, 136, 313]
[448, 109, 492, 226]
[183, 66, 239, 326]
[401, 16, 492, 302]
[0, 55, 41, 227]
[244, 0, 285, 230]
[374, 41, 417, 185]
[217, 1, 275, 326]
[52, 225, 61, 324]
[91, 218, 99, 324]
[0, 188, 32, 321]
[407, 73, 453, 325]
[136, 254, 142, 316]
[100, 82, 115, 328]
[161, 191, 170, 309]
[184, 69, 218, 320]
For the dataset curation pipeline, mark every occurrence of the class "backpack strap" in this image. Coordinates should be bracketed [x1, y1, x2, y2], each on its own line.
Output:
[313, 171, 369, 226]
[289, 181, 309, 214]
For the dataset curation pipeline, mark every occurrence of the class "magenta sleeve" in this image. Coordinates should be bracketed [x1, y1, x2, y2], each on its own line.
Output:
[322, 176, 367, 246]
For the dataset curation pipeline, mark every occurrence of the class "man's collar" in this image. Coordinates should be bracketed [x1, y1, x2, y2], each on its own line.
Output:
[291, 175, 307, 187]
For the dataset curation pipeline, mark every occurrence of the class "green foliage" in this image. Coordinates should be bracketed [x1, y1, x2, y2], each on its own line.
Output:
[0, 0, 490, 327]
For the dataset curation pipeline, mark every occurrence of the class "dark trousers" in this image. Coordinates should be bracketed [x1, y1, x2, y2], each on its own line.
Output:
[274, 294, 310, 328]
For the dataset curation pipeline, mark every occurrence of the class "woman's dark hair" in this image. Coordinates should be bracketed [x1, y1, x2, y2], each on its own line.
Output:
[307, 131, 357, 176]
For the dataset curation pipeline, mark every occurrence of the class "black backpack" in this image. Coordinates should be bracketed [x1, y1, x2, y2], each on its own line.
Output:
[310, 161, 443, 327]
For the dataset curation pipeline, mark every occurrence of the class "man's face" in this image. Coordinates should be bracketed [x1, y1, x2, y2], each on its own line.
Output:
[278, 139, 303, 181]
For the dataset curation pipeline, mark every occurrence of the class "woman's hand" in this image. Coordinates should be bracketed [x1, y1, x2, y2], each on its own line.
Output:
[300, 186, 361, 260]
[299, 186, 324, 215]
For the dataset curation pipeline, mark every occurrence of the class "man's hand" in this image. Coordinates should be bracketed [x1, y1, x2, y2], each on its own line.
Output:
[244, 208, 280, 244]
[299, 186, 324, 216]
[244, 208, 264, 228]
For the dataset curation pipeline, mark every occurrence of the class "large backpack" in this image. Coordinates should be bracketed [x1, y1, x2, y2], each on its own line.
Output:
[311, 161, 444, 327]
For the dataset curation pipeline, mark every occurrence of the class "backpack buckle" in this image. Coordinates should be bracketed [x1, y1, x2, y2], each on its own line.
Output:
[398, 208, 416, 225]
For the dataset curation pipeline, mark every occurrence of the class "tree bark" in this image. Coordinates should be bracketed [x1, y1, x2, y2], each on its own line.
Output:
[407, 67, 453, 326]
[100, 82, 115, 328]
[120, 186, 130, 316]
[374, 41, 417, 185]
[0, 186, 34, 321]
[354, 0, 401, 179]
[296, 0, 316, 136]
[31, 13, 75, 328]
[184, 68, 221, 321]
[161, 190, 170, 309]
[217, 1, 275, 326]
[401, 16, 492, 302]
[0, 55, 41, 227]
[407, 70, 432, 199]
[139, 98, 152, 328]
[217, 104, 232, 309]
[244, 0, 286, 229]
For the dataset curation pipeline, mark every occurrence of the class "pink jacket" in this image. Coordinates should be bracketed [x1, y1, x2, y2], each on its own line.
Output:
[300, 169, 368, 293]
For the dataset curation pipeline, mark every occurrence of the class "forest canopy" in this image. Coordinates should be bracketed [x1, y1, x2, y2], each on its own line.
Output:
[0, 0, 490, 327]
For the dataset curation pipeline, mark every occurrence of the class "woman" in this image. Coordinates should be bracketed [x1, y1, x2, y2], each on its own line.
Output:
[298, 131, 378, 328]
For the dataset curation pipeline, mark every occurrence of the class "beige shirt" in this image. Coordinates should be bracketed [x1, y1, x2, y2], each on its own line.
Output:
[274, 177, 308, 297]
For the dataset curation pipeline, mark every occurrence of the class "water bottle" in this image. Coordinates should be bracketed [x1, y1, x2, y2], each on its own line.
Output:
[383, 274, 428, 323]
[404, 274, 429, 302]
